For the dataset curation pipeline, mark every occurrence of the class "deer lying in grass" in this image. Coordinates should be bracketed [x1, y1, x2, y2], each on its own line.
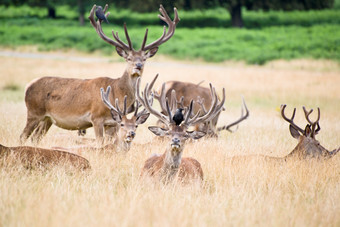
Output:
[0, 144, 90, 170]
[20, 4, 179, 144]
[53, 85, 152, 154]
[280, 105, 339, 159]
[137, 76, 225, 183]
[230, 105, 339, 162]
[154, 81, 248, 137]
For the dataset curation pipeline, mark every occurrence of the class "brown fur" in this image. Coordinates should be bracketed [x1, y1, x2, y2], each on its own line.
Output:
[141, 153, 204, 183]
[0, 144, 90, 170]
[21, 74, 137, 143]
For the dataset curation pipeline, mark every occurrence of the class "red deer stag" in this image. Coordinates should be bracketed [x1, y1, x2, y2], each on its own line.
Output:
[137, 77, 225, 183]
[280, 105, 339, 159]
[230, 105, 339, 163]
[20, 4, 179, 144]
[154, 81, 248, 137]
[0, 144, 90, 170]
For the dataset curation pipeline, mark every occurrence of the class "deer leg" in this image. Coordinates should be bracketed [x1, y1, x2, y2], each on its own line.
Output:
[104, 124, 119, 142]
[20, 117, 42, 144]
[92, 120, 105, 144]
[30, 118, 53, 143]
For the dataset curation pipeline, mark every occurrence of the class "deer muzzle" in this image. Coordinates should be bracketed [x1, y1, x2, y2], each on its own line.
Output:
[125, 131, 136, 143]
[171, 138, 181, 151]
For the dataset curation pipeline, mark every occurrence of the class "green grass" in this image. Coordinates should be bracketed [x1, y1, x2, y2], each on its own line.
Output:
[0, 5, 339, 64]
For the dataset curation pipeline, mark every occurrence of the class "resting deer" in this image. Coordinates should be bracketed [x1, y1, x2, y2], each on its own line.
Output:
[154, 81, 248, 137]
[20, 4, 179, 144]
[280, 105, 339, 159]
[53, 85, 152, 154]
[231, 105, 339, 163]
[0, 144, 90, 170]
[137, 76, 225, 183]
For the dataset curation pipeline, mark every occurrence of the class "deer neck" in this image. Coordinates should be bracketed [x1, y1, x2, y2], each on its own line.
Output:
[117, 70, 141, 104]
[287, 136, 331, 159]
[113, 136, 131, 152]
[160, 147, 183, 179]
[120, 69, 141, 91]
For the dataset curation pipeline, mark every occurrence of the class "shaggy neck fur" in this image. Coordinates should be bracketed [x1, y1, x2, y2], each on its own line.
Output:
[161, 147, 183, 181]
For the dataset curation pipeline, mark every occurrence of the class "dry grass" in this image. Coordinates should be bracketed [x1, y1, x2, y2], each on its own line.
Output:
[0, 49, 339, 227]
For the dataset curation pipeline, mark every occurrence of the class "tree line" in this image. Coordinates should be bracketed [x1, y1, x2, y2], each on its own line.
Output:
[2, 0, 335, 27]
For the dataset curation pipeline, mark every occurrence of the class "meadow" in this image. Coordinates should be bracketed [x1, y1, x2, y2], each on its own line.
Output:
[0, 5, 340, 64]
[0, 49, 339, 226]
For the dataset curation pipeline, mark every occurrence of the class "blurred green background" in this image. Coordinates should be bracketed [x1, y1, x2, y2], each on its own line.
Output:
[0, 0, 339, 64]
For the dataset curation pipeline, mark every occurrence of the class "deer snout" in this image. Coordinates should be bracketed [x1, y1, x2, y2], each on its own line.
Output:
[124, 131, 136, 143]
[171, 137, 181, 151]
[129, 131, 136, 138]
[135, 63, 143, 70]
[171, 137, 180, 145]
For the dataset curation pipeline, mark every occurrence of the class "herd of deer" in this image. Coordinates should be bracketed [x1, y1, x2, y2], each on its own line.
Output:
[1, 4, 339, 182]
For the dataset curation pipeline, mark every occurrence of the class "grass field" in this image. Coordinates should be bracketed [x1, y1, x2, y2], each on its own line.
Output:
[0, 49, 339, 226]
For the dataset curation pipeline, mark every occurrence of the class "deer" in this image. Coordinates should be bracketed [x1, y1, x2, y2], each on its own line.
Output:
[279, 105, 339, 159]
[20, 4, 179, 144]
[0, 143, 90, 170]
[53, 84, 152, 154]
[136, 76, 226, 183]
[230, 105, 339, 163]
[154, 81, 249, 137]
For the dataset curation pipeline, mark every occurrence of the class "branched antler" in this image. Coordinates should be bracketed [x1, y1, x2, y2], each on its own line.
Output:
[217, 96, 249, 132]
[281, 104, 305, 134]
[302, 106, 321, 138]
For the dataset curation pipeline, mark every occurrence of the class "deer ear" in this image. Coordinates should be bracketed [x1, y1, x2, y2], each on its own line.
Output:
[116, 47, 128, 58]
[148, 126, 168, 137]
[110, 110, 122, 123]
[186, 131, 206, 140]
[145, 47, 158, 58]
[136, 113, 150, 125]
[289, 124, 300, 139]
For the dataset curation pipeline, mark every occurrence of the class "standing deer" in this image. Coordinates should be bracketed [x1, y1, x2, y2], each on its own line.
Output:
[20, 4, 179, 144]
[137, 76, 225, 183]
[53, 85, 152, 154]
[0, 143, 90, 170]
[154, 81, 249, 137]
[280, 105, 339, 159]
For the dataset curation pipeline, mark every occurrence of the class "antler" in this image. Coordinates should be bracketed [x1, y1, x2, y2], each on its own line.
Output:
[217, 96, 249, 132]
[141, 5, 180, 51]
[280, 105, 305, 134]
[182, 84, 225, 127]
[154, 86, 185, 116]
[134, 94, 154, 118]
[100, 86, 127, 118]
[302, 106, 321, 138]
[89, 4, 133, 51]
[136, 75, 173, 125]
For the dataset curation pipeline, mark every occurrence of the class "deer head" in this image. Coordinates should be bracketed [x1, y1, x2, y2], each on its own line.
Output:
[89, 4, 180, 77]
[101, 86, 151, 151]
[136, 76, 225, 158]
[281, 105, 339, 159]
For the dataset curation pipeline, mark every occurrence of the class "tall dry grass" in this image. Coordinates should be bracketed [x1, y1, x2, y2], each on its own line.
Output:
[0, 49, 339, 226]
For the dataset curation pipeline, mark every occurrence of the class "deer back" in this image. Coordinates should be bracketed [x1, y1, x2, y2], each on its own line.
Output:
[0, 144, 90, 170]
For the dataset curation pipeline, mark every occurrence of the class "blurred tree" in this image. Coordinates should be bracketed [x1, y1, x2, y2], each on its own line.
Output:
[218, 0, 334, 27]
[110, 0, 334, 27]
[3, 0, 334, 27]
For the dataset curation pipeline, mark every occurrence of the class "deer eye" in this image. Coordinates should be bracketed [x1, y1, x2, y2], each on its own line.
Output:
[135, 125, 138, 128]
[127, 57, 132, 61]
[120, 123, 125, 127]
